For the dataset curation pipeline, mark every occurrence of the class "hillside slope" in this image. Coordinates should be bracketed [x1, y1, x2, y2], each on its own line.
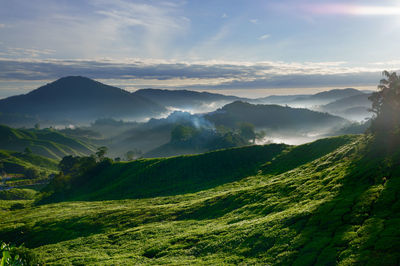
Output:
[0, 134, 399, 265]
[0, 149, 58, 174]
[0, 125, 95, 159]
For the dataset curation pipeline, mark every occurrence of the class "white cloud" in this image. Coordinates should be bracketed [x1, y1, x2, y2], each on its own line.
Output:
[249, 19, 259, 24]
[0, 24, 5, 28]
[259, 34, 270, 40]
[221, 13, 228, 19]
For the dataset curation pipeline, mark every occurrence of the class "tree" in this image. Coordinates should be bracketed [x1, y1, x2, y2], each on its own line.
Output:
[59, 155, 79, 174]
[95, 146, 108, 160]
[369, 71, 400, 134]
[34, 123, 40, 130]
[170, 124, 197, 142]
[126, 149, 142, 161]
[238, 122, 256, 143]
[25, 167, 40, 179]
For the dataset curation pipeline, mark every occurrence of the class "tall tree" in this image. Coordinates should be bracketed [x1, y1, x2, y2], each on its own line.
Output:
[369, 71, 400, 134]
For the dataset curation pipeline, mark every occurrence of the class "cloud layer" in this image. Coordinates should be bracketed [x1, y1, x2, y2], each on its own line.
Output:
[0, 58, 389, 93]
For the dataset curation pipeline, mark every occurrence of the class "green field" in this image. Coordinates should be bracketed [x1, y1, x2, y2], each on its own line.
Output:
[0, 134, 399, 265]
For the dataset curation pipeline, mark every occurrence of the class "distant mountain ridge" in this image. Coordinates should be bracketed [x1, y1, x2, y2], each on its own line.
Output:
[259, 88, 366, 106]
[133, 88, 244, 111]
[0, 76, 166, 124]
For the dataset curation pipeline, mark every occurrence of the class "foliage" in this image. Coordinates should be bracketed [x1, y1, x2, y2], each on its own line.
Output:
[238, 122, 256, 143]
[170, 124, 198, 142]
[369, 71, 400, 135]
[23, 168, 39, 179]
[95, 146, 108, 160]
[1, 242, 25, 265]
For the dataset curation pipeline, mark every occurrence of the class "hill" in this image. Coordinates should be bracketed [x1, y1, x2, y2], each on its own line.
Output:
[0, 149, 58, 175]
[319, 93, 372, 121]
[133, 88, 243, 112]
[206, 101, 349, 132]
[2, 134, 399, 264]
[0, 124, 95, 159]
[0, 76, 166, 125]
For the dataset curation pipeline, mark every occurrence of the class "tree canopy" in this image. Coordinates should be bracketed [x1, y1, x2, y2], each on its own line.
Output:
[369, 71, 400, 135]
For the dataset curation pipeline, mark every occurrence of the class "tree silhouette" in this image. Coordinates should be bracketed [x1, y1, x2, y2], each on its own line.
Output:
[95, 146, 108, 160]
[369, 71, 400, 134]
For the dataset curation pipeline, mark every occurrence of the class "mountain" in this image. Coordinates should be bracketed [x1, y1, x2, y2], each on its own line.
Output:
[0, 76, 166, 125]
[206, 101, 349, 132]
[2, 134, 399, 264]
[303, 88, 364, 101]
[258, 88, 366, 107]
[133, 88, 243, 112]
[319, 93, 372, 121]
[0, 124, 95, 159]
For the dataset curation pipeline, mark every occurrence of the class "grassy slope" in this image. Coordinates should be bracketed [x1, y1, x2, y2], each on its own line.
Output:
[0, 125, 95, 160]
[0, 135, 399, 265]
[0, 149, 58, 174]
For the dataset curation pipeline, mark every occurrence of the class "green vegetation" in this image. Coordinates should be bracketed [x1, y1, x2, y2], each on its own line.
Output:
[0, 189, 37, 200]
[0, 149, 58, 174]
[0, 134, 398, 264]
[369, 71, 400, 135]
[0, 125, 95, 160]
[146, 123, 261, 157]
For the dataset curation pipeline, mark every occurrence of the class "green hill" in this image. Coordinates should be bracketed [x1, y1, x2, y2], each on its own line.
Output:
[0, 125, 95, 160]
[0, 134, 399, 265]
[0, 149, 58, 174]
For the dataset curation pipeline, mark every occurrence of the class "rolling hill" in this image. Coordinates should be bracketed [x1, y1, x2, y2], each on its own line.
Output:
[0, 124, 95, 160]
[1, 134, 399, 264]
[0, 76, 166, 125]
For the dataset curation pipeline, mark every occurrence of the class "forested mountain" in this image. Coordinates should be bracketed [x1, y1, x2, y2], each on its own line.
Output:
[206, 101, 349, 132]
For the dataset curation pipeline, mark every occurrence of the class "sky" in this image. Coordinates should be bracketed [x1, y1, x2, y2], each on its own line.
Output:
[1, 0, 400, 98]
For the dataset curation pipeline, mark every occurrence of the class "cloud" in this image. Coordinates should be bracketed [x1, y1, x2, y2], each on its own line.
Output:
[303, 3, 400, 16]
[0, 47, 55, 58]
[259, 34, 270, 40]
[0, 24, 5, 28]
[249, 19, 259, 24]
[221, 13, 228, 19]
[0, 0, 189, 59]
[0, 58, 391, 93]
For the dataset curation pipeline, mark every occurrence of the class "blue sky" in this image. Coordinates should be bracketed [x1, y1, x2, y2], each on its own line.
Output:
[1, 0, 400, 97]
